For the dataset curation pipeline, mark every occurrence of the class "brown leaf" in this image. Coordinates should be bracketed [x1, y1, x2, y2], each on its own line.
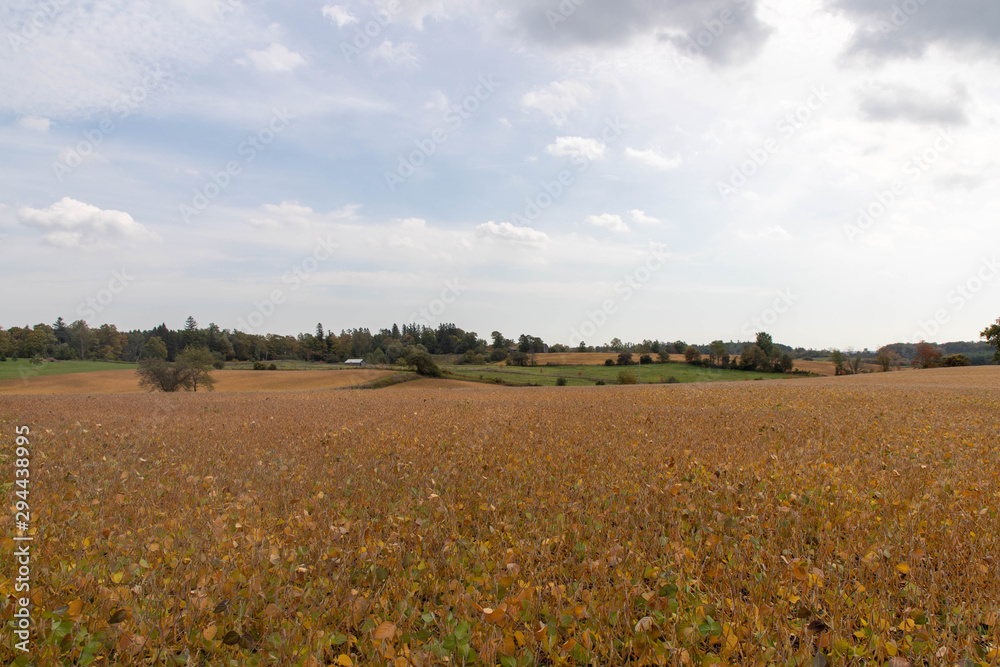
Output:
[373, 621, 397, 641]
[222, 630, 241, 646]
[807, 619, 829, 634]
[213, 600, 230, 614]
[108, 609, 128, 625]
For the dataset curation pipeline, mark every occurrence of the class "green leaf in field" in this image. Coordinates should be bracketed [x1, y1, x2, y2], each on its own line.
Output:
[658, 584, 678, 598]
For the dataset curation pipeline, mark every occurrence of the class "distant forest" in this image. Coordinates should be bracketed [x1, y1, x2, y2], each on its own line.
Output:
[0, 317, 996, 367]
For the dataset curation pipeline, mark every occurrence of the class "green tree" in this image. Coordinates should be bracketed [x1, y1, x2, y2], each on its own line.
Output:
[709, 340, 728, 367]
[778, 354, 794, 373]
[145, 336, 169, 360]
[617, 351, 634, 366]
[982, 318, 1000, 362]
[942, 354, 972, 367]
[406, 349, 442, 377]
[755, 332, 774, 358]
[875, 347, 898, 372]
[830, 350, 845, 376]
[740, 344, 766, 371]
[684, 346, 701, 364]
[183, 316, 200, 349]
[178, 347, 217, 391]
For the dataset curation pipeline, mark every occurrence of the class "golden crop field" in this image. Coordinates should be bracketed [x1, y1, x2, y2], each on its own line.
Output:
[0, 370, 393, 396]
[2, 368, 1000, 666]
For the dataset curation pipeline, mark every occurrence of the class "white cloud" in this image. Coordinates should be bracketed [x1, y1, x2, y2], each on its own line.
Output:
[249, 201, 316, 228]
[629, 209, 660, 225]
[396, 217, 427, 229]
[321, 5, 357, 28]
[475, 221, 549, 246]
[425, 92, 449, 111]
[520, 80, 592, 126]
[17, 116, 51, 133]
[737, 226, 791, 241]
[586, 214, 630, 233]
[370, 40, 420, 68]
[242, 43, 306, 73]
[625, 147, 681, 170]
[249, 201, 360, 228]
[17, 197, 160, 248]
[545, 136, 607, 161]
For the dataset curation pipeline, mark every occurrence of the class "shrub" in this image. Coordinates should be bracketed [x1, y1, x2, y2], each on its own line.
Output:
[595, 380, 606, 386]
[617, 370, 639, 385]
[604, 359, 616, 367]
[640, 354, 653, 365]
[253, 361, 267, 371]
[268, 363, 278, 371]
[942, 354, 972, 367]
[406, 350, 442, 377]
[665, 376, 680, 384]
[0, 354, 6, 362]
[555, 377, 567, 386]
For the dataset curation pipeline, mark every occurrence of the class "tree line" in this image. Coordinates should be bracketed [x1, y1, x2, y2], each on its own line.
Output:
[1, 316, 997, 371]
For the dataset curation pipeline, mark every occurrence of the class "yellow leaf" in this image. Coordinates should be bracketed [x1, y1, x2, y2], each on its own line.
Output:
[203, 625, 217, 641]
[111, 571, 124, 584]
[336, 655, 353, 666]
[896, 563, 910, 575]
[67, 599, 83, 618]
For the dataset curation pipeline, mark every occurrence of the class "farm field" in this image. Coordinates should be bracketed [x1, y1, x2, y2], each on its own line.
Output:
[2, 368, 999, 664]
[504, 352, 853, 377]
[0, 360, 138, 382]
[0, 369, 393, 395]
[446, 362, 788, 386]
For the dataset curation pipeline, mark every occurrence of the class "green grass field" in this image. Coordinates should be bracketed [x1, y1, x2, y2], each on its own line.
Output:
[445, 362, 793, 386]
[0, 359, 138, 382]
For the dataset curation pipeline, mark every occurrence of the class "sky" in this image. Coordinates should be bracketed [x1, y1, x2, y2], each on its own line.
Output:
[1, 0, 999, 351]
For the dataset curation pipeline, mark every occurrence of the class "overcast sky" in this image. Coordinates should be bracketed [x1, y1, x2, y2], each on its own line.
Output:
[2, 0, 998, 350]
